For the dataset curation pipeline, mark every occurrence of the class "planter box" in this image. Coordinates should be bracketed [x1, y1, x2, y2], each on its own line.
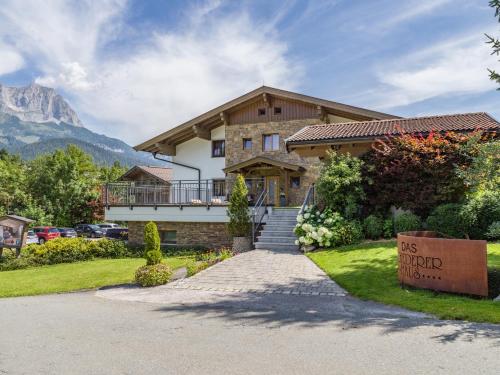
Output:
[397, 231, 488, 297]
[233, 237, 252, 253]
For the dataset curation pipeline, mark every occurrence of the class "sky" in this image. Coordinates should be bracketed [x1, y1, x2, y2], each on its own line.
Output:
[0, 0, 498, 145]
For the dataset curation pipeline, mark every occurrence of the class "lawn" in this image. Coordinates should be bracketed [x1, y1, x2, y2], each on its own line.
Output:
[308, 241, 500, 324]
[0, 256, 193, 298]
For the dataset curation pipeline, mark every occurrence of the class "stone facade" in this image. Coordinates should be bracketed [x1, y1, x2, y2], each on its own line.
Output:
[128, 221, 232, 248]
[225, 118, 324, 206]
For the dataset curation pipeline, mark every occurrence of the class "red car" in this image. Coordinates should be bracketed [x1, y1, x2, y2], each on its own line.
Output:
[33, 226, 60, 244]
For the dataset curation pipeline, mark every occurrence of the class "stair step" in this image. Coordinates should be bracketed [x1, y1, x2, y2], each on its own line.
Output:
[265, 220, 297, 225]
[256, 236, 297, 244]
[255, 242, 299, 251]
[259, 231, 296, 237]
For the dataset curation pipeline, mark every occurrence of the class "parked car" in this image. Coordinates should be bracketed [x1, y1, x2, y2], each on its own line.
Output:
[57, 227, 77, 238]
[97, 223, 119, 234]
[75, 224, 104, 238]
[26, 230, 38, 244]
[33, 226, 60, 244]
[105, 227, 128, 240]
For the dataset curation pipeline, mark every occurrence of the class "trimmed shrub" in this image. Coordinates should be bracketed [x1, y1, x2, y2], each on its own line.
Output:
[363, 215, 383, 240]
[393, 212, 421, 233]
[382, 218, 393, 239]
[186, 261, 210, 277]
[135, 264, 172, 287]
[426, 203, 468, 239]
[27, 237, 91, 264]
[335, 220, 364, 246]
[227, 174, 251, 237]
[486, 222, 500, 240]
[1, 238, 130, 271]
[460, 190, 500, 239]
[144, 221, 162, 265]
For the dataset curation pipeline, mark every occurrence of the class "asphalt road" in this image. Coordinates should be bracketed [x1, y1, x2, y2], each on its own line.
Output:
[0, 290, 499, 375]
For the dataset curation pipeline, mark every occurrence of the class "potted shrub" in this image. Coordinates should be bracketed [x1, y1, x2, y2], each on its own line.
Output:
[227, 174, 252, 252]
[135, 221, 172, 287]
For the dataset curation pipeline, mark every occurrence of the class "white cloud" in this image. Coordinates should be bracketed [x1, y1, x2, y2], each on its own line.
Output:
[0, 45, 24, 75]
[379, 0, 452, 30]
[357, 33, 499, 110]
[0, 0, 301, 144]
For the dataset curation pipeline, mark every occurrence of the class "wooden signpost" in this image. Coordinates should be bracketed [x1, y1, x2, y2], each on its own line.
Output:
[397, 231, 488, 297]
[0, 215, 34, 257]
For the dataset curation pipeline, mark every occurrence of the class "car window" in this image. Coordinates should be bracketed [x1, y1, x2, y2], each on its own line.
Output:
[49, 228, 59, 233]
[33, 228, 40, 233]
[89, 225, 100, 230]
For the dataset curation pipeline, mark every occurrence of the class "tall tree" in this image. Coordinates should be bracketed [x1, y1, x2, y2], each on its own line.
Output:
[486, 0, 500, 87]
[27, 145, 101, 226]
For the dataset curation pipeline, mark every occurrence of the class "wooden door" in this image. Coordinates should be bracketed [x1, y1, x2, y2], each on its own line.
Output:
[265, 176, 280, 206]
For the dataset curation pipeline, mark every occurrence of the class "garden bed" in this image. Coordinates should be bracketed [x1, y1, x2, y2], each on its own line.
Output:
[308, 241, 500, 324]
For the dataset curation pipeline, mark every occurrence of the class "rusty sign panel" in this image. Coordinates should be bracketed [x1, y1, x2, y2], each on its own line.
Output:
[397, 231, 488, 297]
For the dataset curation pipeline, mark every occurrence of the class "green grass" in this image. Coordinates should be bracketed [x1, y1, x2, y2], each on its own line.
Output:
[308, 241, 500, 324]
[0, 256, 193, 298]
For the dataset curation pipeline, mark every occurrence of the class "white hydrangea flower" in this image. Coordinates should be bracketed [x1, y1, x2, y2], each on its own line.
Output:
[294, 240, 299, 245]
[304, 213, 310, 219]
[296, 214, 304, 223]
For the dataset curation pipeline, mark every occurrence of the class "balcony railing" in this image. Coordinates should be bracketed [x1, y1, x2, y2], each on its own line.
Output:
[103, 178, 265, 207]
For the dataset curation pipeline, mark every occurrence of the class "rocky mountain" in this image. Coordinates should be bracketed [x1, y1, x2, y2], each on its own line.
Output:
[0, 83, 83, 126]
[0, 83, 159, 166]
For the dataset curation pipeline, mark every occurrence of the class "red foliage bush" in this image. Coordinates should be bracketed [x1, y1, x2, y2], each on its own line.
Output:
[361, 129, 485, 217]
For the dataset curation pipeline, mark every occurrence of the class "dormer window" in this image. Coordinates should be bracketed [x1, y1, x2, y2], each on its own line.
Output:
[258, 108, 266, 116]
[274, 107, 282, 115]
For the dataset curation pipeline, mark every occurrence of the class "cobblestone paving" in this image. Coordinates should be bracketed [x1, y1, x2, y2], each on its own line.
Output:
[165, 249, 346, 296]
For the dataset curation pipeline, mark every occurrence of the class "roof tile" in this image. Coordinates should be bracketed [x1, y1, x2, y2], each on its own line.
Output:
[286, 113, 499, 144]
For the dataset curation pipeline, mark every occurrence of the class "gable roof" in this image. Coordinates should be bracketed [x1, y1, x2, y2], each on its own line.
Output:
[223, 156, 304, 173]
[120, 166, 172, 183]
[134, 86, 399, 154]
[286, 112, 499, 147]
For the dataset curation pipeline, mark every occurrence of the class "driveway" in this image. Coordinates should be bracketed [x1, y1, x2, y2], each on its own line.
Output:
[0, 249, 499, 374]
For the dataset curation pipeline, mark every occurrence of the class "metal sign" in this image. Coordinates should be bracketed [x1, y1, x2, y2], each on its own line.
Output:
[397, 231, 488, 297]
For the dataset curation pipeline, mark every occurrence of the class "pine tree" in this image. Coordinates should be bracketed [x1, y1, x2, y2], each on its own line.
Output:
[227, 174, 251, 237]
[486, 0, 500, 88]
[144, 221, 162, 265]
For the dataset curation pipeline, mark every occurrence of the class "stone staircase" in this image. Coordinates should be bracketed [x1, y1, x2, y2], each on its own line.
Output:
[254, 207, 300, 251]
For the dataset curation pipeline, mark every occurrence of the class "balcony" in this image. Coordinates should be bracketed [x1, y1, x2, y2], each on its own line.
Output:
[103, 178, 267, 207]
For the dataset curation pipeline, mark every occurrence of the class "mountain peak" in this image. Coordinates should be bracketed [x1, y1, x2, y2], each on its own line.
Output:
[0, 82, 83, 127]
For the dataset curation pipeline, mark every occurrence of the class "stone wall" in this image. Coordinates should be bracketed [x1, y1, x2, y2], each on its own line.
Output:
[128, 221, 232, 248]
[225, 118, 323, 206]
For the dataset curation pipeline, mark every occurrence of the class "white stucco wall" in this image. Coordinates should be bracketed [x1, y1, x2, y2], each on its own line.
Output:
[105, 205, 230, 222]
[171, 126, 225, 181]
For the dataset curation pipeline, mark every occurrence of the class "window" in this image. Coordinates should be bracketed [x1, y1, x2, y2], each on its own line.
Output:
[212, 140, 225, 157]
[212, 179, 226, 197]
[290, 176, 300, 188]
[258, 108, 266, 116]
[160, 230, 177, 245]
[242, 138, 252, 150]
[263, 134, 280, 151]
[274, 107, 282, 115]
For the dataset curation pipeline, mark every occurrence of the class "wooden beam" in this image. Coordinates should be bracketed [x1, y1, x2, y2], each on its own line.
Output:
[317, 105, 329, 123]
[155, 142, 176, 156]
[219, 112, 228, 126]
[262, 93, 272, 108]
[192, 125, 211, 140]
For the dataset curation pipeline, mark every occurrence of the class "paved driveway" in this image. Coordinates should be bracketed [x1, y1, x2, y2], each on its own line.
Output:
[1, 249, 499, 374]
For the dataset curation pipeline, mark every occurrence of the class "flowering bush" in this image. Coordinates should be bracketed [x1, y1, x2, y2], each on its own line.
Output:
[294, 205, 363, 248]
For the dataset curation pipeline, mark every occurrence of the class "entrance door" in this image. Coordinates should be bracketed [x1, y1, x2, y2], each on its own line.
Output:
[265, 176, 280, 206]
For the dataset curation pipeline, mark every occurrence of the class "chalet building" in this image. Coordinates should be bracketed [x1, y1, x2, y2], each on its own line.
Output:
[103, 86, 499, 249]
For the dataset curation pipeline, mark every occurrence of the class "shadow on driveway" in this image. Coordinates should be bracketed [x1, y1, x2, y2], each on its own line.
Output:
[152, 277, 500, 346]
